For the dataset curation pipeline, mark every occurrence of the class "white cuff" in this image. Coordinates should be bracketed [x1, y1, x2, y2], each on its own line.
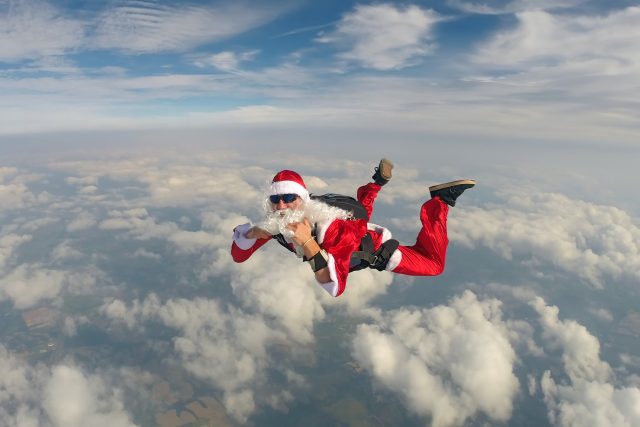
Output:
[386, 248, 402, 271]
[233, 222, 257, 250]
[317, 253, 339, 297]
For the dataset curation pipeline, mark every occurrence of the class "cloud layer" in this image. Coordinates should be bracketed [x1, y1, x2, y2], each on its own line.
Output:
[0, 345, 136, 427]
[352, 291, 519, 427]
[1, 152, 640, 425]
[450, 190, 640, 287]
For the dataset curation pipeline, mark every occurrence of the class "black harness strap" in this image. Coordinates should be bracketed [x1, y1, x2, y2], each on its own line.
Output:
[349, 236, 399, 272]
[275, 230, 399, 272]
[349, 234, 376, 272]
[273, 233, 296, 253]
[369, 238, 400, 271]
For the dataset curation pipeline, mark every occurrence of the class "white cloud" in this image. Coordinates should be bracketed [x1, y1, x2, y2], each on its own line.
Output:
[194, 50, 259, 72]
[0, 263, 99, 309]
[532, 298, 640, 427]
[91, 1, 282, 53]
[0, 344, 42, 427]
[351, 290, 519, 427]
[44, 366, 136, 427]
[0, 233, 31, 272]
[1, 344, 136, 427]
[0, 0, 85, 62]
[0, 168, 43, 211]
[0, 264, 66, 309]
[51, 241, 84, 261]
[541, 375, 640, 427]
[317, 4, 439, 70]
[100, 294, 300, 423]
[132, 248, 161, 260]
[531, 297, 611, 383]
[447, 0, 585, 15]
[475, 7, 640, 73]
[450, 190, 640, 287]
[66, 211, 98, 232]
[65, 176, 98, 186]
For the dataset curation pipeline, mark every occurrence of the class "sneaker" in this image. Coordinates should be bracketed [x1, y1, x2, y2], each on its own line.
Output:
[429, 179, 476, 206]
[372, 158, 394, 186]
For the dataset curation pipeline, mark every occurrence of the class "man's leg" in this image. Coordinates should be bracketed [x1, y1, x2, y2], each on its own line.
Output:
[391, 197, 449, 276]
[390, 179, 475, 276]
[357, 182, 382, 221]
[357, 159, 393, 220]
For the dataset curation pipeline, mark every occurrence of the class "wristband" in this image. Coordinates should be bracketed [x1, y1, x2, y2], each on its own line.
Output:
[308, 250, 328, 272]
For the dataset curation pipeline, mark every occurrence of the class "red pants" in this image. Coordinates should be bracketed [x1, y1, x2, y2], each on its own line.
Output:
[357, 183, 449, 276]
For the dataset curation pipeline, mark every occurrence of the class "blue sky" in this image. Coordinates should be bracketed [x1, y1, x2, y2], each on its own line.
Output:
[1, 0, 639, 145]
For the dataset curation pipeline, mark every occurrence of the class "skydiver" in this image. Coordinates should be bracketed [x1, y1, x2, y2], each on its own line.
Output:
[231, 159, 475, 297]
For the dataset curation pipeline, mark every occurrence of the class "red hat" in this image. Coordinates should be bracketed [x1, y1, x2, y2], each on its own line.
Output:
[270, 170, 309, 200]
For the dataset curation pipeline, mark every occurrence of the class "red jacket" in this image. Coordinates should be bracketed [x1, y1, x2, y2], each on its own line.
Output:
[231, 218, 385, 297]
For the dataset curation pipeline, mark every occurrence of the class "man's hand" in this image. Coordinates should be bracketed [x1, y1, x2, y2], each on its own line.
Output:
[245, 226, 271, 240]
[287, 218, 313, 246]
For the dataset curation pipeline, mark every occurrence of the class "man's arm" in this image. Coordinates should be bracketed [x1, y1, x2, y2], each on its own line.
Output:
[287, 219, 331, 283]
[231, 223, 271, 263]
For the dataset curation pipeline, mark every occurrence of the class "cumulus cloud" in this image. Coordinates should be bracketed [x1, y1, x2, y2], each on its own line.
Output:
[8, 152, 639, 426]
[44, 366, 136, 427]
[0, 264, 67, 309]
[0, 233, 31, 272]
[541, 376, 640, 427]
[0, 344, 136, 427]
[531, 297, 612, 383]
[450, 190, 640, 287]
[101, 293, 302, 423]
[0, 0, 85, 62]
[317, 3, 440, 70]
[0, 262, 100, 309]
[66, 211, 98, 232]
[97, 192, 393, 424]
[531, 298, 640, 427]
[351, 290, 519, 427]
[0, 167, 43, 211]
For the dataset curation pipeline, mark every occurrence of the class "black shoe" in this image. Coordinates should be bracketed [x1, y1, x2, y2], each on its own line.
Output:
[429, 179, 476, 206]
[372, 158, 394, 186]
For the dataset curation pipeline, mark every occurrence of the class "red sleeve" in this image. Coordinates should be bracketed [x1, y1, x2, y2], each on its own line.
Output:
[320, 219, 368, 296]
[231, 237, 271, 263]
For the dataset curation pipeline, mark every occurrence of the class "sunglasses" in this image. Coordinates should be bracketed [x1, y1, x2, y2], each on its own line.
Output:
[270, 193, 299, 204]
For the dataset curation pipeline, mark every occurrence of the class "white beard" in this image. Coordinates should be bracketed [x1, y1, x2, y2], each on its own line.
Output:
[260, 207, 306, 238]
[259, 198, 352, 239]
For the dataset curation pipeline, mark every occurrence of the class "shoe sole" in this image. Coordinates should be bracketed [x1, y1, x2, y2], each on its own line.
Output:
[379, 158, 394, 180]
[429, 179, 476, 192]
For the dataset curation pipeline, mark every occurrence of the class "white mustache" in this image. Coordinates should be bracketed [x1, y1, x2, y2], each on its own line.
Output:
[260, 208, 305, 238]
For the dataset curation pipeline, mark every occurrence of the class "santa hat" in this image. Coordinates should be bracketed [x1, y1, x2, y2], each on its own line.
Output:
[270, 170, 309, 200]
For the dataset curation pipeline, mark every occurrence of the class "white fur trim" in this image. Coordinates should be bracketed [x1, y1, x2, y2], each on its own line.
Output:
[233, 222, 257, 250]
[317, 253, 339, 297]
[314, 219, 333, 244]
[270, 181, 309, 199]
[368, 223, 392, 242]
[386, 249, 402, 271]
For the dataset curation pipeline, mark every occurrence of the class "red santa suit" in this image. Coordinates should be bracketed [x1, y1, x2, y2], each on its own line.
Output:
[232, 172, 449, 297]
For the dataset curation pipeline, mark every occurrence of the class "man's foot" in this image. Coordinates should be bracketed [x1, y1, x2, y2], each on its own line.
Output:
[372, 158, 394, 186]
[429, 179, 476, 206]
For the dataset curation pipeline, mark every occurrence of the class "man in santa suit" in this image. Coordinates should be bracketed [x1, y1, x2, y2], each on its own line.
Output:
[231, 159, 475, 297]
